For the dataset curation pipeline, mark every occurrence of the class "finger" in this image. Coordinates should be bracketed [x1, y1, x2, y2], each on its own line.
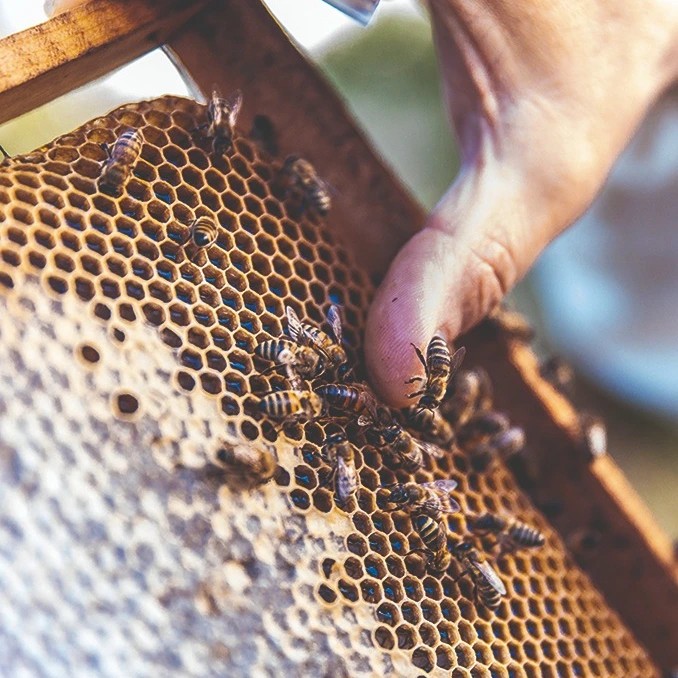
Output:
[365, 162, 559, 408]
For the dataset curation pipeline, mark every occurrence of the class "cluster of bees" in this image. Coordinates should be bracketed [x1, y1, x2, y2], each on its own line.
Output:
[79, 86, 545, 611]
[97, 88, 332, 247]
[252, 304, 545, 610]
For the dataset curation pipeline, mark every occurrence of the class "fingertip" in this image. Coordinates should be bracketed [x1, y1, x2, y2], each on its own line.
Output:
[364, 230, 460, 408]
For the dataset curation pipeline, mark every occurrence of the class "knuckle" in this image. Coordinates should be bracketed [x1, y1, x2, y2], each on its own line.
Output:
[464, 236, 518, 325]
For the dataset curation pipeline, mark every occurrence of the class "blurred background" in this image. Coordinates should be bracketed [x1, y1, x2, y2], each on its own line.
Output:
[1, 0, 676, 537]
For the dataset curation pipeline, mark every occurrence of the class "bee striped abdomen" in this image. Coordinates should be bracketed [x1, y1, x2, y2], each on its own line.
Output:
[259, 391, 293, 419]
[413, 514, 446, 553]
[508, 521, 545, 549]
[255, 339, 290, 362]
[316, 383, 358, 411]
[427, 335, 451, 376]
[190, 216, 218, 248]
[99, 130, 142, 192]
[476, 577, 503, 609]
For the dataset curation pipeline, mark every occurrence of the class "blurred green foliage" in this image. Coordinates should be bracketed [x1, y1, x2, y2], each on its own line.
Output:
[319, 13, 458, 210]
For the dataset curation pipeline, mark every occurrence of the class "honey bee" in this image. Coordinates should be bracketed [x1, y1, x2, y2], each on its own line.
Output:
[214, 443, 277, 486]
[451, 540, 506, 610]
[315, 382, 378, 425]
[385, 480, 460, 519]
[286, 305, 349, 377]
[279, 154, 331, 215]
[375, 424, 444, 472]
[407, 338, 465, 416]
[321, 431, 357, 504]
[99, 129, 142, 194]
[405, 406, 456, 447]
[467, 512, 545, 554]
[258, 389, 323, 424]
[442, 367, 493, 426]
[255, 338, 325, 384]
[187, 216, 218, 248]
[204, 88, 243, 154]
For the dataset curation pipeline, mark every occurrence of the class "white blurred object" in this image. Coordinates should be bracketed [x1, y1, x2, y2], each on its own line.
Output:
[322, 0, 380, 25]
[263, 0, 420, 52]
[535, 87, 678, 418]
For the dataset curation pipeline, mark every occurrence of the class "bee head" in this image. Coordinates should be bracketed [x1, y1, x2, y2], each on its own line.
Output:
[419, 395, 437, 410]
[387, 484, 409, 504]
[453, 540, 472, 555]
[381, 425, 401, 444]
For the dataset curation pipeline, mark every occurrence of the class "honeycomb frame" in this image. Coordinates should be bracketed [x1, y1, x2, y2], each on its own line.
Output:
[0, 94, 663, 677]
[0, 0, 675, 674]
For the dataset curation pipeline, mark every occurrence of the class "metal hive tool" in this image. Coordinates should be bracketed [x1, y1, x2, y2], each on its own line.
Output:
[0, 96, 661, 676]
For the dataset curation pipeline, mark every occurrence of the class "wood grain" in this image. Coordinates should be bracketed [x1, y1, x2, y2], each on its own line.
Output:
[0, 0, 207, 126]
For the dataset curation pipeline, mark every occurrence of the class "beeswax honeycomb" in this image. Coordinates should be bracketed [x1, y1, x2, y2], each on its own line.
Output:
[0, 96, 658, 677]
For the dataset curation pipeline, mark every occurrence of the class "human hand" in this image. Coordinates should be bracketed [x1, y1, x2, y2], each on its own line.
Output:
[366, 0, 678, 406]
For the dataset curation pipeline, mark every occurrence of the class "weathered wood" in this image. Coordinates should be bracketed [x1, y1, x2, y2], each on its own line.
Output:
[0, 0, 208, 126]
[166, 0, 423, 279]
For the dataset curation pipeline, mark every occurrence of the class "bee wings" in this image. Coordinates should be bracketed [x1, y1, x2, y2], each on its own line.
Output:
[473, 559, 507, 595]
[285, 306, 306, 343]
[356, 386, 379, 426]
[421, 479, 461, 513]
[417, 439, 445, 460]
[449, 346, 467, 378]
[327, 304, 343, 345]
[335, 455, 357, 502]
[225, 88, 244, 127]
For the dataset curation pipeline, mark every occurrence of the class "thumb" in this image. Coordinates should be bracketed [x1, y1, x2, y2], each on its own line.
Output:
[365, 162, 558, 408]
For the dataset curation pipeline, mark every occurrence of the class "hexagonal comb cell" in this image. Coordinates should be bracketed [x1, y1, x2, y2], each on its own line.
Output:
[0, 96, 657, 677]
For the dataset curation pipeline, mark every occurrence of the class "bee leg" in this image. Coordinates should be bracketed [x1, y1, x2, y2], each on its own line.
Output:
[257, 362, 283, 377]
[411, 344, 429, 375]
[405, 376, 425, 384]
[406, 389, 425, 399]
[100, 142, 112, 159]
[0, 144, 10, 160]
